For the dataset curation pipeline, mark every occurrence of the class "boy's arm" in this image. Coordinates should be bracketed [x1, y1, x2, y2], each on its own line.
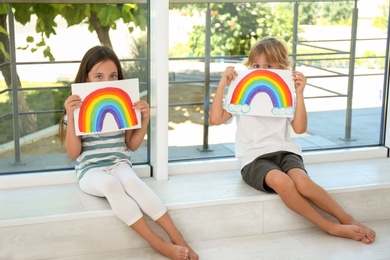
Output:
[209, 66, 236, 125]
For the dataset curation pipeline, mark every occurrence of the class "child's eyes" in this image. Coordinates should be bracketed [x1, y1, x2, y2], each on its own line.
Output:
[252, 64, 272, 69]
[94, 74, 118, 80]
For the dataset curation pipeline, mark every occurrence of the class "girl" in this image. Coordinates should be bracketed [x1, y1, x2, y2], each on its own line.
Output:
[209, 36, 376, 244]
[59, 46, 198, 260]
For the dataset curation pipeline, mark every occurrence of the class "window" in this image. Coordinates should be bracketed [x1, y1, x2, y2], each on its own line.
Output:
[0, 0, 389, 177]
[0, 2, 149, 174]
[167, 1, 389, 162]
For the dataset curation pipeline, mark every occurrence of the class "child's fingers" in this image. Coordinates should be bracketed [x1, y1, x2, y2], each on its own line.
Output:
[64, 95, 82, 112]
[223, 66, 237, 82]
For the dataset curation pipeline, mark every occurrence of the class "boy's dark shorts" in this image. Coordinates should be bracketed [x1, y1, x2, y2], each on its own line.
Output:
[241, 151, 307, 193]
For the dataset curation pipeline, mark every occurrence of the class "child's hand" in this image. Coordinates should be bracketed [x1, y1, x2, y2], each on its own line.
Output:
[219, 66, 238, 87]
[133, 100, 150, 120]
[292, 71, 307, 95]
[64, 95, 82, 119]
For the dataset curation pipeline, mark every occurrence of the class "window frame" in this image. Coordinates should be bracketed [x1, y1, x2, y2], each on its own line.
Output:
[0, 0, 388, 181]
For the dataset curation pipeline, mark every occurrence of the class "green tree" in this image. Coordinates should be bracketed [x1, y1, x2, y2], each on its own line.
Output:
[0, 3, 146, 135]
[0, 4, 37, 134]
[15, 3, 147, 59]
[322, 2, 353, 25]
[298, 2, 321, 25]
[182, 3, 295, 57]
[373, 1, 389, 31]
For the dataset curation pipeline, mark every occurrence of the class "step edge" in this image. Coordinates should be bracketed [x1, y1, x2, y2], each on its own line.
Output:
[2, 183, 389, 228]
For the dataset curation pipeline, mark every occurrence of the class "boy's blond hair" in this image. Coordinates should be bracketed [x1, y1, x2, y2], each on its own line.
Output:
[244, 37, 292, 70]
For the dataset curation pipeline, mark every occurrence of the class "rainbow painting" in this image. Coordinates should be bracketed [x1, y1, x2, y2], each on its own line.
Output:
[225, 69, 294, 117]
[72, 79, 141, 135]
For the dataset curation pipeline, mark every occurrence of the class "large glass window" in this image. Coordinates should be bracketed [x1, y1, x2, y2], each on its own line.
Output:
[0, 0, 389, 176]
[167, 1, 389, 162]
[0, 3, 148, 174]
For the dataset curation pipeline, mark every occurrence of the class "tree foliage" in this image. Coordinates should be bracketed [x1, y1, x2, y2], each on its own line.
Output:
[8, 3, 147, 61]
[171, 2, 363, 57]
[322, 2, 353, 25]
[373, 1, 389, 31]
[0, 3, 147, 135]
[298, 2, 321, 25]
[173, 2, 324, 57]
[186, 3, 295, 57]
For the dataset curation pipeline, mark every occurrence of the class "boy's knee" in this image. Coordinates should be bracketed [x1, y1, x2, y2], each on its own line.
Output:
[266, 171, 294, 194]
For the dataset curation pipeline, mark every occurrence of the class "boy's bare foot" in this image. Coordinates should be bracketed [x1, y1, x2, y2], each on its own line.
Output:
[352, 221, 376, 244]
[328, 223, 366, 241]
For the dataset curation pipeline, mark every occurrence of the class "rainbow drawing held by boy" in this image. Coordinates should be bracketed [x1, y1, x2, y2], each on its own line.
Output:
[225, 68, 295, 118]
[59, 46, 198, 260]
[209, 36, 376, 244]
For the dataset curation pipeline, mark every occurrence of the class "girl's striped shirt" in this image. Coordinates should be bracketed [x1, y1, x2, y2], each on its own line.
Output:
[75, 131, 132, 180]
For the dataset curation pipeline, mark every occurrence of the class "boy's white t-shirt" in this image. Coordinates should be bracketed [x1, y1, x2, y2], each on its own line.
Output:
[230, 113, 302, 169]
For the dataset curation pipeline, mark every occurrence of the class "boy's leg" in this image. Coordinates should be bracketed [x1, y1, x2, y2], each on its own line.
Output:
[156, 213, 199, 260]
[265, 169, 368, 242]
[287, 168, 376, 243]
[130, 217, 190, 260]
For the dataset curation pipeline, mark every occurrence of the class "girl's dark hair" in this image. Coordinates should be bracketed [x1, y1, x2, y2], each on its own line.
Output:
[74, 45, 124, 83]
[59, 46, 124, 144]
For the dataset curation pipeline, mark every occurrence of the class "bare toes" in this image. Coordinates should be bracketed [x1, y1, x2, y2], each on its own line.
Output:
[360, 236, 372, 244]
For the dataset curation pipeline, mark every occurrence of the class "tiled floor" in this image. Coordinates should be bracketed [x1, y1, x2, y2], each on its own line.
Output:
[189, 220, 390, 260]
[14, 219, 385, 260]
[99, 219, 390, 260]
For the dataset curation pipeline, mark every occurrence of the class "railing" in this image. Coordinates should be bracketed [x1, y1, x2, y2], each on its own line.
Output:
[1, 0, 388, 172]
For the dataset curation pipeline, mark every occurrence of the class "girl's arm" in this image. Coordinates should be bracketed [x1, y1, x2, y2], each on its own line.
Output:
[64, 95, 82, 158]
[125, 100, 150, 151]
[209, 66, 237, 125]
[291, 71, 308, 134]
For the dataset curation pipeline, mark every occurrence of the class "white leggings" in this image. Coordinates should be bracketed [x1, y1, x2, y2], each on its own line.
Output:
[79, 162, 167, 226]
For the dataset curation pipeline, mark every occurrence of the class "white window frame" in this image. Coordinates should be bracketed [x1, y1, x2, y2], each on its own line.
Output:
[149, 0, 390, 181]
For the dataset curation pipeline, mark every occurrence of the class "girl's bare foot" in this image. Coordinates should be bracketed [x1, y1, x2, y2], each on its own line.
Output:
[187, 248, 199, 260]
[151, 237, 189, 260]
[171, 237, 199, 260]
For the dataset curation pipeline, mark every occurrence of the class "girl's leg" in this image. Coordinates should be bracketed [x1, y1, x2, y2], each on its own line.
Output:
[287, 168, 376, 243]
[113, 163, 166, 220]
[113, 163, 198, 259]
[131, 217, 190, 260]
[79, 169, 143, 225]
[265, 169, 367, 242]
[155, 213, 199, 260]
[80, 169, 190, 259]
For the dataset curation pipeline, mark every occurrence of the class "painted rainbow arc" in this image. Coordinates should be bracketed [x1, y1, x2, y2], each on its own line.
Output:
[78, 87, 138, 133]
[230, 69, 293, 108]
